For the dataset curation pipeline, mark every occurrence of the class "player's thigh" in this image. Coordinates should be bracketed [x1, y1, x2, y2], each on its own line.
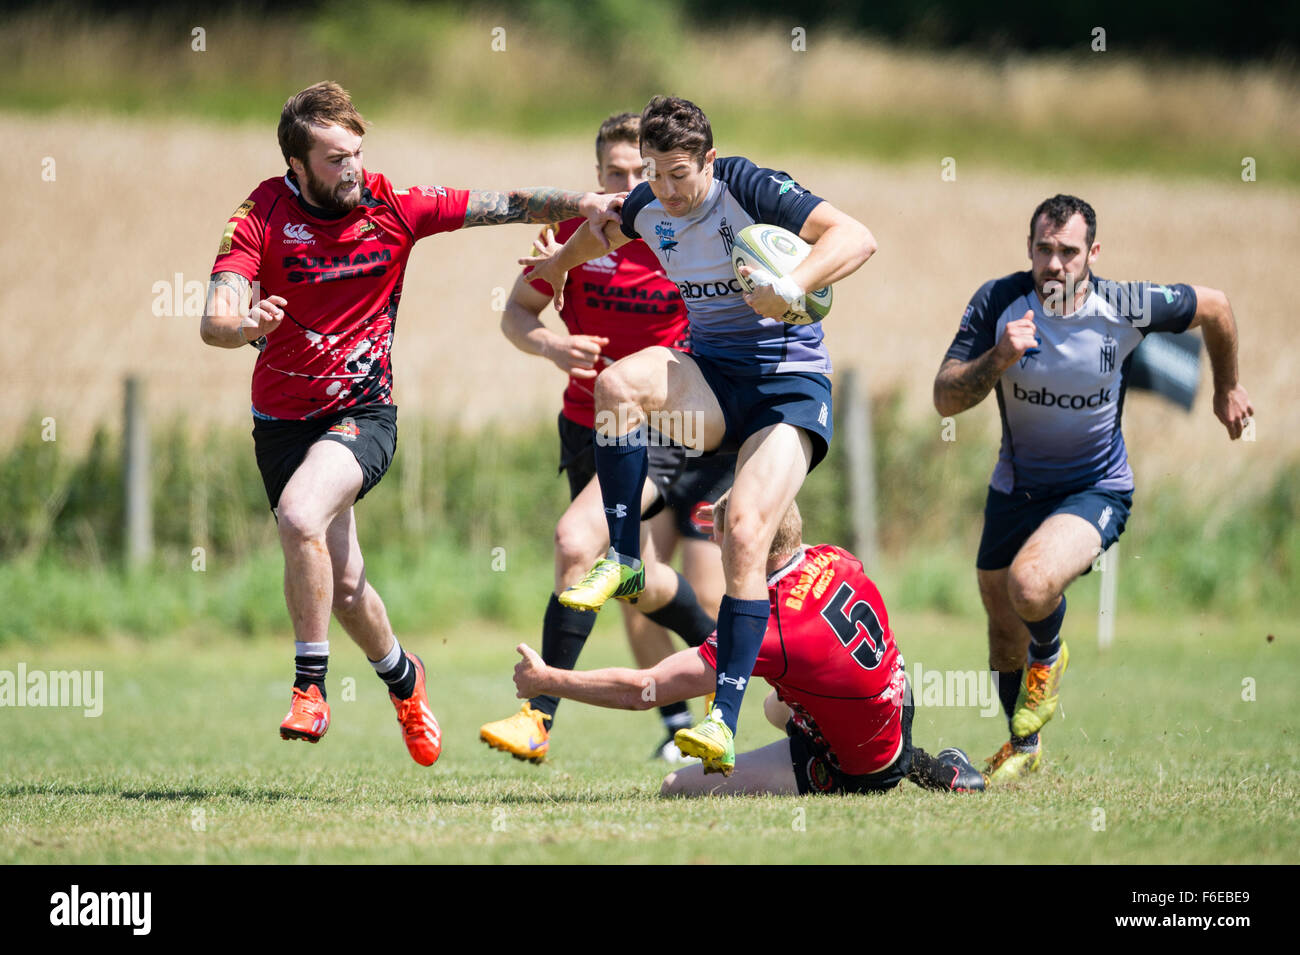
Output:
[723, 424, 813, 555]
[277, 440, 364, 535]
[660, 739, 799, 797]
[598, 348, 726, 451]
[680, 537, 725, 618]
[1010, 513, 1102, 606]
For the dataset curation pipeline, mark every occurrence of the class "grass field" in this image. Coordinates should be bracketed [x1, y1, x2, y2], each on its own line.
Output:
[3, 611, 1295, 864]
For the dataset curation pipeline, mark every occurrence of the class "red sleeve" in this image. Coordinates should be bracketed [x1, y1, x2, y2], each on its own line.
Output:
[526, 217, 581, 296]
[210, 192, 267, 282]
[395, 184, 471, 240]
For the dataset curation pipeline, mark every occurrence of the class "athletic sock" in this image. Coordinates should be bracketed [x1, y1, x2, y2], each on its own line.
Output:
[643, 572, 717, 647]
[995, 668, 1022, 724]
[529, 593, 599, 724]
[659, 701, 691, 733]
[294, 640, 329, 700]
[1023, 594, 1067, 664]
[709, 595, 770, 734]
[370, 638, 417, 699]
[593, 425, 648, 561]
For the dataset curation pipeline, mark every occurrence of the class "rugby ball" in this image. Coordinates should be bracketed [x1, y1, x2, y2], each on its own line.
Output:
[730, 223, 833, 325]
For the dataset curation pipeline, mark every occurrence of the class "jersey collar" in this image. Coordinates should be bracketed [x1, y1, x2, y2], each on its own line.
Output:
[284, 170, 358, 221]
[766, 546, 809, 588]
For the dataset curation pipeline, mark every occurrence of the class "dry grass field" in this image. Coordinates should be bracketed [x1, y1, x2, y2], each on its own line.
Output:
[13, 110, 1297, 500]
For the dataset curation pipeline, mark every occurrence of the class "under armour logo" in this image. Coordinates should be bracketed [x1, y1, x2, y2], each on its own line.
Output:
[718, 673, 747, 690]
[605, 504, 628, 519]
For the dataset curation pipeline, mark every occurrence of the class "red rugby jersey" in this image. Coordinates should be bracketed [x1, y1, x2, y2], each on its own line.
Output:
[699, 544, 907, 775]
[211, 171, 469, 420]
[527, 217, 688, 429]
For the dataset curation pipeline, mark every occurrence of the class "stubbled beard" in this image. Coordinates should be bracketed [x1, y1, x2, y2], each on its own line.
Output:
[303, 167, 360, 214]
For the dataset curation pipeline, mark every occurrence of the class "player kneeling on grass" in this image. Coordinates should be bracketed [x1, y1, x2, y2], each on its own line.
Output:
[511, 495, 985, 796]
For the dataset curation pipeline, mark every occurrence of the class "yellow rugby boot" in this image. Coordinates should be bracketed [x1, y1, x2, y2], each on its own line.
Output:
[1011, 641, 1069, 737]
[983, 738, 1043, 786]
[480, 703, 551, 763]
[558, 549, 645, 612]
[674, 709, 735, 776]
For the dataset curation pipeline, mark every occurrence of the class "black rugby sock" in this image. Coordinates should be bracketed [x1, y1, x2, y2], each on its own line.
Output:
[529, 593, 598, 724]
[1023, 594, 1066, 663]
[644, 572, 717, 648]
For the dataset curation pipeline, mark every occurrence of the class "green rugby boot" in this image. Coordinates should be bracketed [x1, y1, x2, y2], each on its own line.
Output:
[674, 709, 735, 776]
[559, 549, 645, 612]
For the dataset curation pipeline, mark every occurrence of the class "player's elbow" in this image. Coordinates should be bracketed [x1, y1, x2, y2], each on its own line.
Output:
[199, 317, 224, 347]
[933, 381, 960, 418]
[858, 225, 878, 264]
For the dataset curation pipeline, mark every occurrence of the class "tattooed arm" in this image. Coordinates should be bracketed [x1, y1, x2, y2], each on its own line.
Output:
[200, 271, 285, 349]
[463, 187, 623, 231]
[932, 309, 1038, 416]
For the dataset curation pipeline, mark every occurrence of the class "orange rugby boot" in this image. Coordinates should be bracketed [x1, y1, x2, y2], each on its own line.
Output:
[391, 653, 442, 767]
[280, 684, 330, 743]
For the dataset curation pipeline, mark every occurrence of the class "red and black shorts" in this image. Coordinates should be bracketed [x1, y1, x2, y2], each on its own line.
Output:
[252, 403, 397, 512]
[788, 701, 915, 795]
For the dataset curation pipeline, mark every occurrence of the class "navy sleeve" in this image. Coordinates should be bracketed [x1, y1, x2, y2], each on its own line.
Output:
[714, 156, 824, 236]
[619, 182, 654, 240]
[1095, 279, 1198, 336]
[946, 280, 1003, 366]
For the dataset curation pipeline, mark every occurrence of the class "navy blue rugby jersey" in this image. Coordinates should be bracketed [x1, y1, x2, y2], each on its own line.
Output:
[620, 156, 828, 376]
[944, 271, 1198, 494]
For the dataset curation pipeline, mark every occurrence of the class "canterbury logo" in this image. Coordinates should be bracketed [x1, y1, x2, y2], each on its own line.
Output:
[283, 223, 315, 243]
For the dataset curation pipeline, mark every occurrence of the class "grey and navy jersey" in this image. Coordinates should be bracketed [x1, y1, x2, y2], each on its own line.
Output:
[945, 271, 1198, 494]
[620, 156, 827, 376]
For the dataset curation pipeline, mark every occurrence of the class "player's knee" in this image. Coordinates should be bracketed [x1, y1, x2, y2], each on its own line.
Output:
[1006, 563, 1055, 617]
[554, 515, 599, 570]
[276, 496, 327, 544]
[593, 364, 643, 417]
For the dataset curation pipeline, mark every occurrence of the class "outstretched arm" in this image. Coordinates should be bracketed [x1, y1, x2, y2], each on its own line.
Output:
[932, 309, 1038, 416]
[1188, 286, 1253, 439]
[512, 643, 715, 711]
[463, 187, 621, 230]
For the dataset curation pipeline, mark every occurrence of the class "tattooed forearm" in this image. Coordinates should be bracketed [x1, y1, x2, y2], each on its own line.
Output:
[201, 271, 255, 349]
[933, 353, 1006, 416]
[463, 188, 585, 228]
[207, 271, 253, 314]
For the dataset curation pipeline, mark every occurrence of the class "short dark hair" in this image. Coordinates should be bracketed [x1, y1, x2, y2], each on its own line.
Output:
[639, 95, 713, 167]
[1030, 194, 1097, 247]
[595, 112, 640, 162]
[278, 81, 368, 168]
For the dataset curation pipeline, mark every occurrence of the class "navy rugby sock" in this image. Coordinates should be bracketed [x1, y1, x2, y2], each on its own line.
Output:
[594, 425, 648, 562]
[644, 572, 716, 648]
[529, 594, 598, 724]
[710, 596, 770, 734]
[1023, 594, 1066, 664]
[995, 668, 1021, 722]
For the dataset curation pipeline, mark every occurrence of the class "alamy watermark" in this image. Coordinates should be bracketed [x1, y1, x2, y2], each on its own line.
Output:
[593, 405, 705, 457]
[0, 664, 103, 717]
